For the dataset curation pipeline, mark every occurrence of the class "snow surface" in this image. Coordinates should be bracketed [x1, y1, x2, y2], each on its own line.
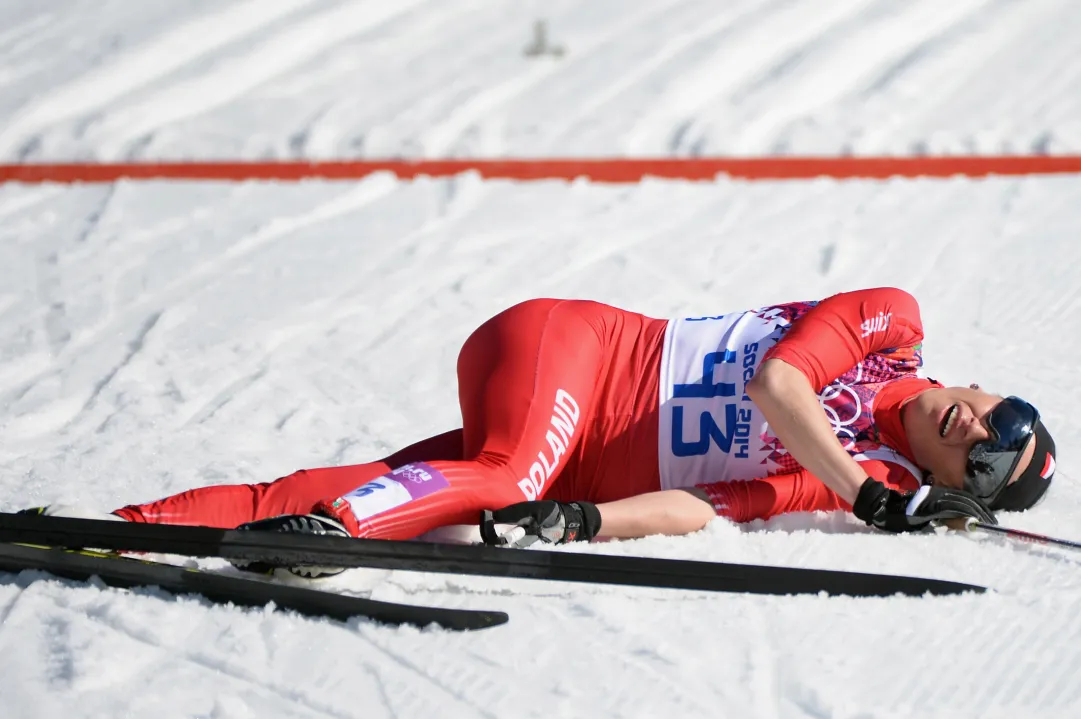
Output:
[2, 175, 1080, 718]
[1, 0, 1081, 161]
[2, 2, 1081, 719]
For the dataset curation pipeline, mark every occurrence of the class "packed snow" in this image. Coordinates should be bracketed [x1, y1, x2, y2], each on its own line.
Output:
[1, 2, 1081, 718]
[1, 0, 1081, 161]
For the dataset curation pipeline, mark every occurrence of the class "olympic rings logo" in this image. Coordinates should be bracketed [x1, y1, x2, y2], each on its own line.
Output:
[818, 365, 863, 449]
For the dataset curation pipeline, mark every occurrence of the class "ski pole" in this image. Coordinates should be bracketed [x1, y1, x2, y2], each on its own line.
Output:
[952, 518, 1081, 553]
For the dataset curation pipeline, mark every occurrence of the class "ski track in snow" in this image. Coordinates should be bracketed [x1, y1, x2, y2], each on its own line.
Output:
[1, 175, 1081, 717]
[2, 1, 1081, 717]
[1, 0, 1081, 160]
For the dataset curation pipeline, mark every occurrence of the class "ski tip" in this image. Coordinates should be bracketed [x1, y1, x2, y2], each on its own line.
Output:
[456, 610, 510, 630]
[919, 579, 987, 597]
[842, 574, 987, 598]
[842, 573, 988, 598]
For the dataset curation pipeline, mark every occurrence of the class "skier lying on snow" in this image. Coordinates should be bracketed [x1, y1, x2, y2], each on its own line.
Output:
[31, 288, 1057, 575]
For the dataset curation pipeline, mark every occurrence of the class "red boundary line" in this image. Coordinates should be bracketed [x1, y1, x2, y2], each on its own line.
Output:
[2, 157, 1081, 183]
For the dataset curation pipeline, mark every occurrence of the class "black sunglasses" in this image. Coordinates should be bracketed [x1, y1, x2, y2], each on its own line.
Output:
[964, 396, 1040, 505]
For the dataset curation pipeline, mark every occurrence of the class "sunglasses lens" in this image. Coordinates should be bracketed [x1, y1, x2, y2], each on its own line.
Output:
[963, 397, 1040, 503]
[984, 397, 1038, 453]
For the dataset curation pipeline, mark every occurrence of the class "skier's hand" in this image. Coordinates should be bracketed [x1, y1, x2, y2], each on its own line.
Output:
[480, 500, 602, 548]
[852, 478, 997, 533]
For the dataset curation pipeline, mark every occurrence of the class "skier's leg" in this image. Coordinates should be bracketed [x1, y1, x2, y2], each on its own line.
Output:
[118, 299, 610, 536]
[318, 299, 607, 540]
[114, 430, 464, 526]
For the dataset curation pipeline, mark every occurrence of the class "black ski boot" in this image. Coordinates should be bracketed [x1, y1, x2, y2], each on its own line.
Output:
[234, 513, 350, 578]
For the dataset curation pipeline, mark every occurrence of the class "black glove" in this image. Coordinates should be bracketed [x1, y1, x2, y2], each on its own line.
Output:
[480, 500, 602, 548]
[852, 478, 997, 533]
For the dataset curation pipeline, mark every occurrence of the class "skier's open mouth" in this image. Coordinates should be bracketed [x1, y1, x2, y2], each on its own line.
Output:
[940, 404, 960, 438]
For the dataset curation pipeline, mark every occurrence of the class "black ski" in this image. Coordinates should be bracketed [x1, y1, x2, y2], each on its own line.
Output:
[0, 542, 507, 631]
[0, 512, 985, 597]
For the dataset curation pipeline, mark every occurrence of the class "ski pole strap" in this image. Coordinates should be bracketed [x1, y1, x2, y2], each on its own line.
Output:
[964, 520, 1081, 553]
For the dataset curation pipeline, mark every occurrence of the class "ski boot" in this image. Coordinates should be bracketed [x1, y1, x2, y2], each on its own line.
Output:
[234, 513, 351, 579]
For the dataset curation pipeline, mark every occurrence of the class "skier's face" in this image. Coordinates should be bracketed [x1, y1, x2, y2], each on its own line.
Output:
[902, 386, 1036, 492]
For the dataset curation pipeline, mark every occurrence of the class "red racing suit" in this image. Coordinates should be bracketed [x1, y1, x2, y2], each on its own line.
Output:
[116, 288, 938, 538]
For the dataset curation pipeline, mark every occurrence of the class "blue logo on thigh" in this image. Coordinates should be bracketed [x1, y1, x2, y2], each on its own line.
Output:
[350, 480, 387, 498]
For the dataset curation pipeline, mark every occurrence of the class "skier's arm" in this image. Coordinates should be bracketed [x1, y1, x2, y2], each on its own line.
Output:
[479, 461, 916, 544]
[746, 359, 870, 504]
[697, 460, 920, 523]
[534, 455, 919, 540]
[480, 489, 715, 546]
[593, 489, 716, 539]
[747, 287, 926, 504]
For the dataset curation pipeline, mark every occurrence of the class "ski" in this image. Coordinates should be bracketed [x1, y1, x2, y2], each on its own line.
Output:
[0, 542, 507, 631]
[0, 512, 985, 597]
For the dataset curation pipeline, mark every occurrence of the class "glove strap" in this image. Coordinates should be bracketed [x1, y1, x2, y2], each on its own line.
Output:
[564, 501, 602, 542]
[852, 478, 889, 525]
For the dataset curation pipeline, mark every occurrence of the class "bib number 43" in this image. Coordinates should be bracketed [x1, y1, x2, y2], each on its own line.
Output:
[670, 349, 754, 458]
